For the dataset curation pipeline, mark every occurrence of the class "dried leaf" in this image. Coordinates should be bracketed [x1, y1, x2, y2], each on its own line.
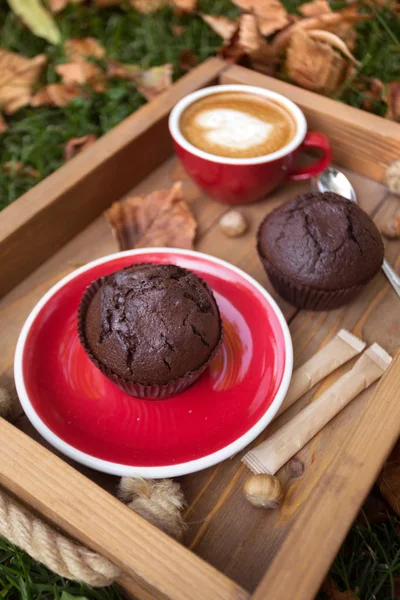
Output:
[307, 29, 359, 64]
[107, 61, 172, 100]
[64, 134, 97, 161]
[201, 14, 237, 41]
[64, 38, 106, 62]
[171, 0, 197, 13]
[286, 29, 347, 94]
[7, 0, 61, 45]
[179, 50, 198, 73]
[381, 215, 400, 239]
[221, 15, 274, 75]
[2, 160, 39, 177]
[272, 8, 370, 54]
[321, 578, 357, 599]
[233, 0, 290, 37]
[357, 491, 390, 525]
[0, 114, 8, 133]
[48, 0, 83, 12]
[56, 62, 106, 92]
[384, 82, 400, 122]
[30, 83, 83, 107]
[130, 0, 167, 11]
[105, 181, 196, 250]
[379, 439, 400, 515]
[0, 50, 47, 114]
[171, 24, 185, 36]
[299, 0, 332, 16]
[352, 74, 383, 111]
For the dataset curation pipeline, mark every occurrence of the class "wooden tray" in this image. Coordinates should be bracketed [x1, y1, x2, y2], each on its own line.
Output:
[1, 58, 400, 600]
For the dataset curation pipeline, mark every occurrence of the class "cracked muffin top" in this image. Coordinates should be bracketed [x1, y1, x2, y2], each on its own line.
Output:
[257, 192, 384, 291]
[83, 263, 222, 385]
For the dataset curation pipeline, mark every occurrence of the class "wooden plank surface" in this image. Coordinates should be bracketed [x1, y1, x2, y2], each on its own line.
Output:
[253, 352, 400, 600]
[0, 63, 399, 600]
[221, 65, 400, 184]
[0, 418, 248, 600]
[0, 58, 228, 299]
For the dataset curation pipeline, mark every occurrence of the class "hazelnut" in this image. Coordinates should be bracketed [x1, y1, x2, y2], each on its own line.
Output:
[218, 210, 248, 237]
[243, 474, 284, 509]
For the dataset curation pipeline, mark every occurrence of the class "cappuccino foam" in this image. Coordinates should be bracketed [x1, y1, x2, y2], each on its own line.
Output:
[180, 91, 296, 159]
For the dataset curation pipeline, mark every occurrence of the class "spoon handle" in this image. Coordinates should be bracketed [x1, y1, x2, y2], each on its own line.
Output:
[382, 259, 400, 298]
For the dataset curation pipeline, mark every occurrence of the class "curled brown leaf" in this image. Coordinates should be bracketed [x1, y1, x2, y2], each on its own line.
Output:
[30, 83, 83, 107]
[320, 578, 357, 599]
[201, 14, 237, 41]
[105, 181, 196, 250]
[171, 0, 197, 12]
[307, 29, 359, 64]
[107, 61, 173, 100]
[0, 50, 47, 114]
[64, 134, 97, 161]
[233, 0, 290, 37]
[64, 37, 106, 62]
[2, 160, 39, 178]
[56, 62, 106, 92]
[0, 114, 7, 133]
[299, 0, 332, 17]
[179, 50, 198, 73]
[384, 82, 400, 122]
[48, 0, 83, 13]
[221, 14, 274, 75]
[286, 29, 347, 94]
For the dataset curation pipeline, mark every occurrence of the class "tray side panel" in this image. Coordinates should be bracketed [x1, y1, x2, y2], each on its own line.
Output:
[0, 418, 249, 600]
[0, 58, 227, 299]
[252, 352, 400, 600]
[221, 65, 400, 183]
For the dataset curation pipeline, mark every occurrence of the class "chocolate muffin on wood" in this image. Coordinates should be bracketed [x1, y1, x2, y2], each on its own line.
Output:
[78, 263, 222, 398]
[257, 192, 384, 310]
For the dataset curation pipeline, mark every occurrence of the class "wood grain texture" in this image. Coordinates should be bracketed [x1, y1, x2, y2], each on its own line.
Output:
[253, 352, 400, 600]
[1, 64, 399, 600]
[221, 65, 400, 183]
[0, 418, 248, 600]
[0, 58, 227, 299]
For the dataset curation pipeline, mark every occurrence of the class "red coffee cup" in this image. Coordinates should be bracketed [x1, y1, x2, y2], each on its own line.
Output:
[169, 84, 331, 205]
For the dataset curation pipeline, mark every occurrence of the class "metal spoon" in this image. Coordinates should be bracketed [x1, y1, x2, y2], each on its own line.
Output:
[312, 166, 400, 299]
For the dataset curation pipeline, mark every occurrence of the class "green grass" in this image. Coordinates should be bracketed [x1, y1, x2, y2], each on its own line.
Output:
[0, 0, 399, 208]
[0, 536, 123, 600]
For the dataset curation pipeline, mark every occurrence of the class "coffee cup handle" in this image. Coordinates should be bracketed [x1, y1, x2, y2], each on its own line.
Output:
[286, 132, 332, 181]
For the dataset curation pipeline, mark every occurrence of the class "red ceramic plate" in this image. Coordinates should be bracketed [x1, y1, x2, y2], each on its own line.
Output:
[15, 249, 292, 478]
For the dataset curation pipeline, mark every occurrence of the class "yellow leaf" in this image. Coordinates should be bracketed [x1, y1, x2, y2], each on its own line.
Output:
[7, 0, 61, 45]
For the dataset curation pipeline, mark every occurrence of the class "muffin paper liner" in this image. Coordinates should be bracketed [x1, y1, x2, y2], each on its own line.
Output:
[77, 265, 223, 400]
[258, 254, 369, 311]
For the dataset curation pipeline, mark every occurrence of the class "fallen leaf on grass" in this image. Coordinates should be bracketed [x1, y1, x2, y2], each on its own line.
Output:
[107, 61, 172, 100]
[48, 0, 83, 12]
[130, 0, 167, 10]
[272, 8, 370, 54]
[320, 578, 357, 599]
[64, 38, 106, 62]
[56, 62, 106, 92]
[232, 0, 290, 37]
[352, 74, 383, 111]
[299, 0, 332, 17]
[307, 29, 359, 64]
[384, 82, 400, 122]
[357, 490, 390, 524]
[30, 83, 83, 107]
[105, 181, 196, 250]
[0, 114, 8, 133]
[0, 49, 47, 114]
[171, 0, 197, 13]
[7, 0, 61, 45]
[179, 50, 198, 73]
[201, 14, 237, 41]
[2, 161, 39, 177]
[286, 29, 347, 94]
[64, 134, 97, 161]
[171, 24, 185, 36]
[221, 14, 274, 75]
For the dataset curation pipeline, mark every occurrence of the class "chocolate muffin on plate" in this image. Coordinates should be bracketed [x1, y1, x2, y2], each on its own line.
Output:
[257, 192, 384, 310]
[78, 263, 222, 399]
